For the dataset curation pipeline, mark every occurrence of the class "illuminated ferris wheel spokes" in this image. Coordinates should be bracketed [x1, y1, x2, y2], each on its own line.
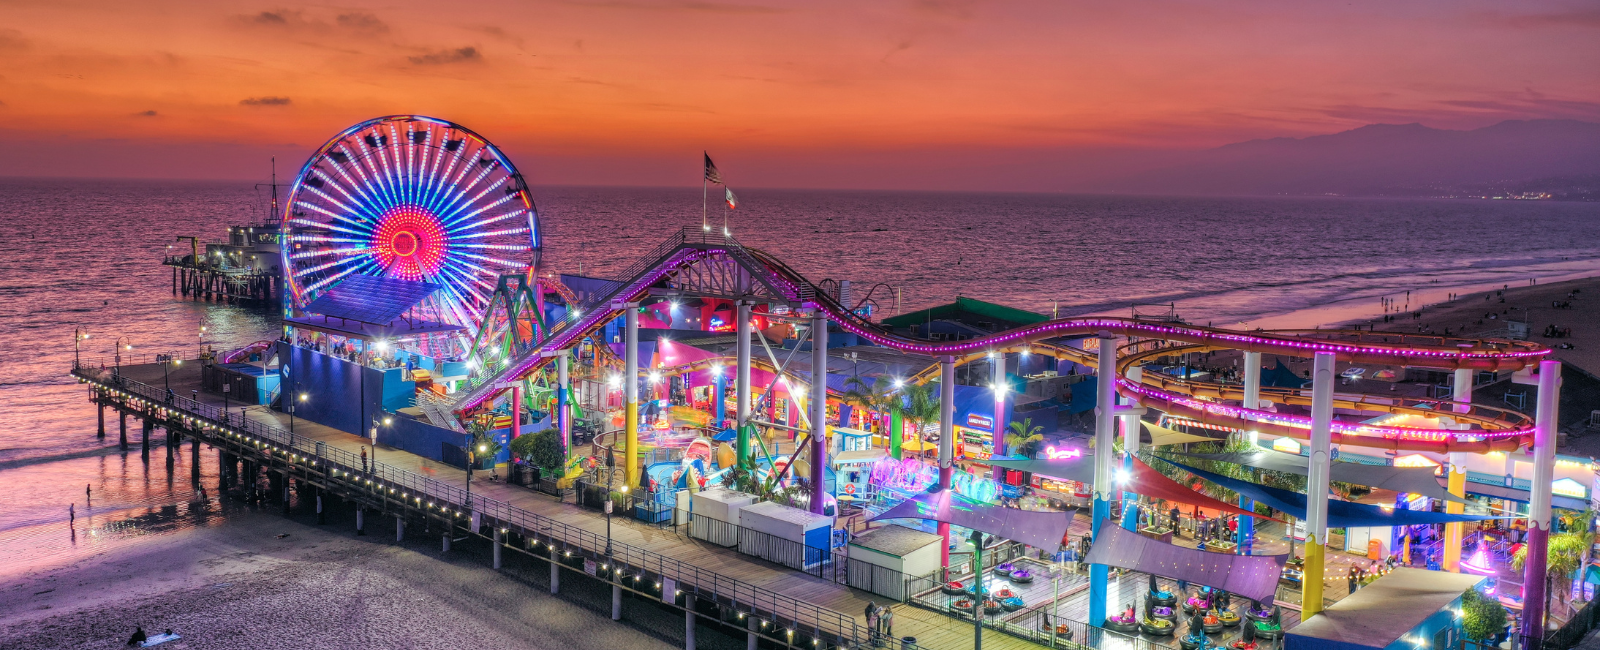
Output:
[282, 115, 539, 338]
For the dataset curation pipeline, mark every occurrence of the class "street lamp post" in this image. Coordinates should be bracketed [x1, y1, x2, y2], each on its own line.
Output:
[114, 336, 132, 377]
[970, 530, 989, 650]
[163, 358, 183, 394]
[607, 484, 629, 557]
[74, 328, 90, 367]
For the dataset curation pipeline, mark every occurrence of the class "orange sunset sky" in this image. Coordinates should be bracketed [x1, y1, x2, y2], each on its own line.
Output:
[1, 0, 1597, 190]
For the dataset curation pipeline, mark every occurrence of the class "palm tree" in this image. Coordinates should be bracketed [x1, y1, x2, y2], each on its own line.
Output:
[1513, 510, 1598, 619]
[840, 376, 895, 433]
[894, 381, 942, 454]
[1004, 418, 1044, 458]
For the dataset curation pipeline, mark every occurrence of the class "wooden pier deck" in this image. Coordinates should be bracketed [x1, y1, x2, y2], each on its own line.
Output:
[90, 359, 1380, 650]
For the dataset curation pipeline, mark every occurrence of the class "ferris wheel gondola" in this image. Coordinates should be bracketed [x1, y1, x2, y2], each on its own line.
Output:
[281, 115, 540, 345]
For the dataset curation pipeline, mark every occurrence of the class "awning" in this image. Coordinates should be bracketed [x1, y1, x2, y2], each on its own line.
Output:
[1171, 449, 1470, 505]
[1143, 421, 1222, 447]
[869, 490, 1074, 551]
[1152, 456, 1502, 529]
[1082, 525, 1288, 602]
[1463, 480, 1589, 512]
[985, 455, 1269, 520]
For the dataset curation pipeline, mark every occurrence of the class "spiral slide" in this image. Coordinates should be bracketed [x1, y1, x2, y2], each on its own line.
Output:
[453, 230, 1548, 453]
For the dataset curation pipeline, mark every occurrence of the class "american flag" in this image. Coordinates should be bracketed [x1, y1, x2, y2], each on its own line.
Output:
[703, 152, 723, 184]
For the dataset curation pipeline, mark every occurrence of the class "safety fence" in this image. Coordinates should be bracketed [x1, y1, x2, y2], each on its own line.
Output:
[76, 366, 871, 649]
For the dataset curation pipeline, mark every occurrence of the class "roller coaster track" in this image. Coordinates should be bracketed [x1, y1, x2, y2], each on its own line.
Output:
[453, 228, 1550, 452]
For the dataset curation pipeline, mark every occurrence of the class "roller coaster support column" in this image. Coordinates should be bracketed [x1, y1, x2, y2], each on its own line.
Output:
[1523, 360, 1561, 646]
[1119, 365, 1145, 532]
[937, 356, 956, 567]
[736, 301, 752, 469]
[1303, 352, 1335, 618]
[810, 313, 828, 515]
[991, 351, 1007, 482]
[558, 351, 571, 455]
[1090, 331, 1116, 628]
[1239, 351, 1261, 547]
[624, 301, 641, 489]
[1443, 368, 1472, 572]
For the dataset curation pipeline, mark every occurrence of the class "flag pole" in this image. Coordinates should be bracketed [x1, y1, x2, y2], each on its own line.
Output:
[702, 175, 708, 232]
[723, 188, 729, 235]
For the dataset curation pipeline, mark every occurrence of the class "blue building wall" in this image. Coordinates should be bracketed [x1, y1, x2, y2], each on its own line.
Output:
[276, 342, 415, 436]
[381, 416, 470, 468]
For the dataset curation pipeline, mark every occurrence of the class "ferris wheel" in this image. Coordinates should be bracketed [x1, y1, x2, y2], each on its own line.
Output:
[281, 115, 540, 334]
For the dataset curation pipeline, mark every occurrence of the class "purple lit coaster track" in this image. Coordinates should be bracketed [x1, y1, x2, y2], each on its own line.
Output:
[280, 115, 540, 346]
[450, 229, 1549, 453]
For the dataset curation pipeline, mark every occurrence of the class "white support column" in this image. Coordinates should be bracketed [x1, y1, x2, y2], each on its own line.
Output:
[1522, 360, 1562, 639]
[356, 507, 365, 535]
[1303, 351, 1336, 618]
[937, 356, 956, 567]
[810, 313, 829, 514]
[1243, 351, 1262, 412]
[1089, 331, 1117, 626]
[612, 582, 623, 621]
[558, 351, 571, 455]
[736, 301, 753, 468]
[442, 532, 450, 553]
[624, 302, 640, 488]
[685, 609, 696, 650]
[992, 351, 1007, 481]
[396, 516, 404, 542]
[1119, 365, 1145, 531]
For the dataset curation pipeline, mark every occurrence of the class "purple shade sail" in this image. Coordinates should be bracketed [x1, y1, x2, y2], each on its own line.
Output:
[868, 490, 1075, 552]
[1081, 525, 1288, 603]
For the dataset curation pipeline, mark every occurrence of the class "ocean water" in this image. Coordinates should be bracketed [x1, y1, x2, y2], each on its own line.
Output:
[2, 177, 1599, 563]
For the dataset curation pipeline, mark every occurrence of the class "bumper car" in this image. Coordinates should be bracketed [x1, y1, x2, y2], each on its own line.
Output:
[1179, 634, 1209, 650]
[1151, 606, 1177, 621]
[1243, 606, 1273, 623]
[1140, 617, 1175, 636]
[994, 588, 1018, 600]
[1231, 642, 1259, 650]
[994, 562, 1015, 578]
[1001, 597, 1025, 612]
[1011, 568, 1035, 584]
[942, 581, 966, 596]
[952, 598, 976, 612]
[1202, 613, 1224, 634]
[1039, 622, 1075, 640]
[1106, 612, 1140, 634]
[1252, 621, 1284, 640]
[1149, 590, 1177, 607]
[1218, 610, 1241, 627]
[982, 599, 1003, 615]
[1183, 596, 1211, 614]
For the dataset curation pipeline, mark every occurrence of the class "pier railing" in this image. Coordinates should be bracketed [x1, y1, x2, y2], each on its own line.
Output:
[75, 364, 870, 649]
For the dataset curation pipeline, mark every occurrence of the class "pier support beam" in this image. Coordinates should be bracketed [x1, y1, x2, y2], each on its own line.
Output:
[550, 547, 560, 594]
[991, 352, 1007, 482]
[612, 581, 623, 621]
[190, 439, 201, 484]
[809, 313, 828, 514]
[735, 301, 753, 468]
[493, 528, 503, 569]
[442, 531, 451, 553]
[1119, 366, 1145, 532]
[141, 420, 152, 461]
[166, 428, 175, 464]
[1443, 368, 1474, 573]
[97, 399, 105, 438]
[396, 516, 405, 541]
[685, 609, 696, 650]
[1089, 332, 1116, 627]
[747, 614, 758, 650]
[624, 301, 640, 489]
[1239, 350, 1261, 548]
[356, 506, 365, 535]
[316, 490, 326, 525]
[936, 357, 956, 568]
[1523, 360, 1562, 645]
[119, 413, 128, 451]
[1302, 352, 1335, 618]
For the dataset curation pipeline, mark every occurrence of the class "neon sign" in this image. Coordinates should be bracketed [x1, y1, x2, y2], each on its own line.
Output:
[966, 414, 994, 431]
[1044, 446, 1083, 460]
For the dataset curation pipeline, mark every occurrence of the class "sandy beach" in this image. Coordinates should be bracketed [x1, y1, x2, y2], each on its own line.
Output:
[1355, 275, 1600, 375]
[0, 501, 693, 650]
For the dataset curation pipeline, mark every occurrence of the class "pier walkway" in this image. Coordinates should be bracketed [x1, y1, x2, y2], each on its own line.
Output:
[79, 360, 1046, 650]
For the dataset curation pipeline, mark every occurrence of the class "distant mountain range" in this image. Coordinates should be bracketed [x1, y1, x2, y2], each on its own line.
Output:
[1099, 119, 1600, 200]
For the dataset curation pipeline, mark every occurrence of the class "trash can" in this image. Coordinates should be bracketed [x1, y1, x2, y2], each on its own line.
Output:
[900, 636, 917, 650]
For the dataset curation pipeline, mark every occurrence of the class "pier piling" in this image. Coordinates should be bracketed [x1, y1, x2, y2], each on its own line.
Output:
[140, 420, 151, 461]
[97, 400, 105, 438]
[317, 491, 325, 524]
[549, 547, 560, 594]
[356, 506, 365, 535]
[166, 428, 175, 464]
[119, 413, 128, 451]
[747, 616, 758, 650]
[442, 532, 451, 553]
[493, 528, 503, 569]
[684, 609, 695, 650]
[612, 582, 622, 621]
[191, 439, 200, 483]
[396, 516, 404, 541]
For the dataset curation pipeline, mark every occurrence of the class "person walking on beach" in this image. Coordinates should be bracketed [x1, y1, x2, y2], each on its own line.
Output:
[68, 503, 75, 524]
[86, 484, 92, 503]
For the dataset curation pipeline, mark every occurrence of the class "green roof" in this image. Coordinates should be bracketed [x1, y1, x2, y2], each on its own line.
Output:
[881, 296, 1049, 328]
